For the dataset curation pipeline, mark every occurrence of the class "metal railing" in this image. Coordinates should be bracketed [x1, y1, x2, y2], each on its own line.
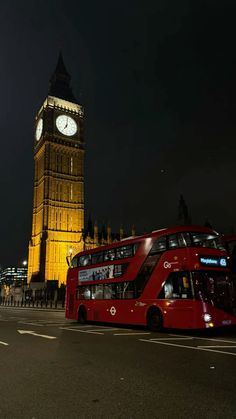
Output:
[0, 297, 65, 310]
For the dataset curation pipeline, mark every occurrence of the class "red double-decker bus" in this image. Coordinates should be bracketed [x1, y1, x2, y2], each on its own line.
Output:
[65, 226, 236, 330]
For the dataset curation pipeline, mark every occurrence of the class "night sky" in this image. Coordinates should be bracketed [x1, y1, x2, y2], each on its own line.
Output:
[1, 0, 236, 267]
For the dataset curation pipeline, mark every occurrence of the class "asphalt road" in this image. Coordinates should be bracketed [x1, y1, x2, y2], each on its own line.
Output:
[0, 307, 236, 419]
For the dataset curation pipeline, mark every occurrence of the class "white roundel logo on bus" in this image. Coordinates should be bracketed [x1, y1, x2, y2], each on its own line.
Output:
[110, 306, 116, 316]
[164, 261, 171, 269]
[163, 261, 179, 269]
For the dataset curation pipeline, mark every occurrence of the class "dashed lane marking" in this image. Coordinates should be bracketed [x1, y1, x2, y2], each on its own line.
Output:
[60, 327, 104, 335]
[18, 330, 57, 339]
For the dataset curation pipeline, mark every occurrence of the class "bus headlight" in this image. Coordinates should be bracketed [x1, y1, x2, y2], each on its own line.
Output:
[203, 313, 212, 322]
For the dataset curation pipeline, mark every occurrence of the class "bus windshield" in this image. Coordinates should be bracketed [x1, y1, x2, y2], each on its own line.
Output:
[192, 271, 236, 315]
[191, 232, 224, 249]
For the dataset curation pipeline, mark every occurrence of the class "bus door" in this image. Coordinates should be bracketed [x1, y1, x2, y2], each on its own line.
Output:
[159, 271, 195, 328]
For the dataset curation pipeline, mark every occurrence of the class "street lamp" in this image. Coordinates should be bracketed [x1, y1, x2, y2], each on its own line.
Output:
[22, 260, 28, 287]
[66, 248, 73, 267]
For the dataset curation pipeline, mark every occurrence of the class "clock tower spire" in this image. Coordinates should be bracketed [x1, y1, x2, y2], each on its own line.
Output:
[27, 55, 85, 286]
[49, 52, 76, 102]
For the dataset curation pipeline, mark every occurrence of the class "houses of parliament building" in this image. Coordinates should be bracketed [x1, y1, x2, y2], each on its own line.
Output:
[27, 54, 131, 287]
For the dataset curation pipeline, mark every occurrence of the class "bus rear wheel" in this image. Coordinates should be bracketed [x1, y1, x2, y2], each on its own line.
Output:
[78, 306, 87, 324]
[147, 308, 163, 332]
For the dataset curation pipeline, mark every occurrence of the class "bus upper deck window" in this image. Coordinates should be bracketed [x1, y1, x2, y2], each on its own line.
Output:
[104, 249, 115, 261]
[168, 234, 179, 249]
[91, 252, 103, 264]
[150, 236, 167, 254]
[116, 245, 133, 259]
[79, 255, 91, 266]
[178, 232, 191, 247]
[71, 257, 79, 267]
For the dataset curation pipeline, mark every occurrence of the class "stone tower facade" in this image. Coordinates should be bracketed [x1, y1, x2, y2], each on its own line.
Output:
[27, 54, 84, 286]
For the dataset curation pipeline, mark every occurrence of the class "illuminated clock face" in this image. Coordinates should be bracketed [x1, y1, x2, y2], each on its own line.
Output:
[35, 118, 43, 141]
[56, 115, 77, 136]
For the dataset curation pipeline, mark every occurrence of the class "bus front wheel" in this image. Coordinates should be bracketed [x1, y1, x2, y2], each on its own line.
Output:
[78, 306, 87, 324]
[147, 308, 163, 332]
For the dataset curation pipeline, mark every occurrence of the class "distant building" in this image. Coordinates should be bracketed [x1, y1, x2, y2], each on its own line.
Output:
[82, 219, 136, 250]
[0, 267, 27, 285]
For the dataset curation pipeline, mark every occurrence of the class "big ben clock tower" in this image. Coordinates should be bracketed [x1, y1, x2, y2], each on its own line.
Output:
[27, 53, 84, 286]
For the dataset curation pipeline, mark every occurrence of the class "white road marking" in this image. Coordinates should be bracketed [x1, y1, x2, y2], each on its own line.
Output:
[140, 339, 236, 356]
[18, 320, 72, 327]
[198, 345, 236, 349]
[60, 327, 104, 335]
[10, 317, 27, 320]
[114, 332, 151, 336]
[18, 321, 44, 327]
[64, 324, 96, 328]
[88, 328, 120, 332]
[41, 323, 70, 327]
[196, 337, 236, 344]
[17, 330, 57, 339]
[36, 320, 68, 326]
[150, 337, 194, 341]
[0, 341, 9, 346]
[169, 334, 236, 345]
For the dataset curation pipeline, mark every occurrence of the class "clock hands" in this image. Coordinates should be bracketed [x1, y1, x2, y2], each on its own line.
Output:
[63, 117, 68, 131]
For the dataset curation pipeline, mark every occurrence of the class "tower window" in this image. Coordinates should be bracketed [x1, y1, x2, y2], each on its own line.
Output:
[70, 157, 73, 174]
[70, 185, 73, 201]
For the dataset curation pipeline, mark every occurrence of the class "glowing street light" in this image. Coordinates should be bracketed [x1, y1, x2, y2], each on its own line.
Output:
[66, 248, 73, 268]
